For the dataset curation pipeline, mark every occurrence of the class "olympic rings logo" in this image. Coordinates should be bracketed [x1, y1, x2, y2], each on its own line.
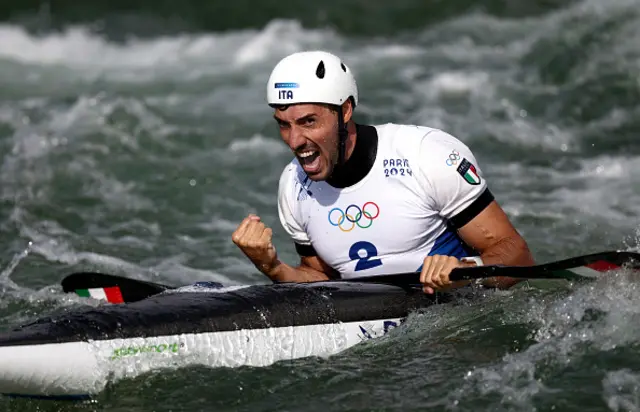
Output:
[446, 150, 461, 166]
[328, 202, 380, 232]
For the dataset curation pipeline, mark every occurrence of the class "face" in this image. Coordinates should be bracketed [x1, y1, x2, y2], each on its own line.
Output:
[273, 103, 340, 181]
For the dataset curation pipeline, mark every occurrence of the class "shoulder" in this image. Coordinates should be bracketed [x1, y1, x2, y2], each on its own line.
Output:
[413, 128, 483, 184]
[372, 123, 434, 146]
[372, 123, 469, 155]
[372, 123, 479, 170]
[377, 123, 491, 216]
[418, 127, 476, 160]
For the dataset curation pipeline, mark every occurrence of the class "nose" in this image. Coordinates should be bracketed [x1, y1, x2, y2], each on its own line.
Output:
[287, 125, 306, 151]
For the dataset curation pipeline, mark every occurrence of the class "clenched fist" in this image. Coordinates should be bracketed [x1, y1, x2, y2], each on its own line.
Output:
[232, 214, 279, 275]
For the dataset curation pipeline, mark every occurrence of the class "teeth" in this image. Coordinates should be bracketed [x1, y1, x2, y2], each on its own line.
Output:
[299, 151, 315, 158]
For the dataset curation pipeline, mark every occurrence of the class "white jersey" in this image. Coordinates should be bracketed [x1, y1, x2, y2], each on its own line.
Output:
[277, 123, 493, 279]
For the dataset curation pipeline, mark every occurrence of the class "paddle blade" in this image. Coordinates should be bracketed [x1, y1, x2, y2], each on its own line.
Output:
[61, 272, 174, 304]
[449, 250, 640, 281]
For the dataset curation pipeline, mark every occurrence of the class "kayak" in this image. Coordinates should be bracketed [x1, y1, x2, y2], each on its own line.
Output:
[5, 249, 634, 401]
[0, 280, 445, 400]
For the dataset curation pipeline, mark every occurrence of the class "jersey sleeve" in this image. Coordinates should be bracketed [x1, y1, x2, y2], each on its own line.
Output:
[416, 129, 494, 228]
[277, 164, 312, 247]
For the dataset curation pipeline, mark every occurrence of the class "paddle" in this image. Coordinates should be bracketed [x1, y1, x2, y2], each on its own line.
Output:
[358, 250, 640, 285]
[60, 250, 640, 304]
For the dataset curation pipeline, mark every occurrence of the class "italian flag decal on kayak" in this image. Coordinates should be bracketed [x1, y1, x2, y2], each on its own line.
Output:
[75, 287, 124, 304]
[456, 159, 481, 185]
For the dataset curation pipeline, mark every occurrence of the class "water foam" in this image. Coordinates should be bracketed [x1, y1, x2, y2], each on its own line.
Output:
[0, 20, 338, 81]
[448, 267, 640, 410]
[227, 134, 287, 156]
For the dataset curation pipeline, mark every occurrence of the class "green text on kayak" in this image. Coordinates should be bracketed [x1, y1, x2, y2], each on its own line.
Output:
[110, 342, 182, 360]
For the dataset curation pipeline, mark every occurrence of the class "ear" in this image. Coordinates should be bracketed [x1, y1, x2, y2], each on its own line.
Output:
[341, 99, 353, 123]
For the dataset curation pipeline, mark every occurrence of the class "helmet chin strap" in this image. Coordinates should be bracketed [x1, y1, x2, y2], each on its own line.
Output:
[337, 106, 348, 166]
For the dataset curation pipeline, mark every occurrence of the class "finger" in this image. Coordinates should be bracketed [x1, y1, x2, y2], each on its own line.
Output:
[246, 221, 266, 242]
[423, 257, 439, 290]
[436, 257, 460, 287]
[441, 258, 459, 286]
[426, 258, 443, 289]
[436, 256, 452, 287]
[232, 216, 254, 244]
[422, 286, 435, 294]
[260, 227, 273, 249]
[419, 257, 432, 284]
[248, 226, 270, 249]
[427, 258, 443, 288]
[428, 255, 450, 289]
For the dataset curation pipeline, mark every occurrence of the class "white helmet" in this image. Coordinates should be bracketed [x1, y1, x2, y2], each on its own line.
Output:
[266, 50, 358, 108]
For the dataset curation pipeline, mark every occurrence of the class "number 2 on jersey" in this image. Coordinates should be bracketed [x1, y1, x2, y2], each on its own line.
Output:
[349, 241, 383, 271]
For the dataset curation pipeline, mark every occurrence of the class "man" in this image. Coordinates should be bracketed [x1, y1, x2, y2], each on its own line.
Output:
[232, 50, 535, 294]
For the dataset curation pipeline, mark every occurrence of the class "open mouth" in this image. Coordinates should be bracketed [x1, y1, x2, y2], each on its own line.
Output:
[297, 150, 321, 174]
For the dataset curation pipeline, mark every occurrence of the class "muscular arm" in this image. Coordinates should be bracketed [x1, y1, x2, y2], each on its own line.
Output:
[411, 129, 534, 290]
[267, 253, 338, 283]
[457, 199, 535, 288]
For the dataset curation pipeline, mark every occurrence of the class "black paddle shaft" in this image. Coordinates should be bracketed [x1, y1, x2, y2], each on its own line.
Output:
[328, 250, 640, 284]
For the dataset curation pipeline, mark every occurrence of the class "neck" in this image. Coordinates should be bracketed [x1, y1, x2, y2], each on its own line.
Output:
[326, 123, 378, 189]
[339, 120, 358, 163]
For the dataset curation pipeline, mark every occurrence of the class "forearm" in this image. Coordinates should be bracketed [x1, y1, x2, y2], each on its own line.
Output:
[479, 236, 535, 289]
[262, 259, 330, 283]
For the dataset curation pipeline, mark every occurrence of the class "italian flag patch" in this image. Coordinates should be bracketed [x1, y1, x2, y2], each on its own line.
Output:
[456, 159, 481, 185]
[76, 286, 124, 304]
